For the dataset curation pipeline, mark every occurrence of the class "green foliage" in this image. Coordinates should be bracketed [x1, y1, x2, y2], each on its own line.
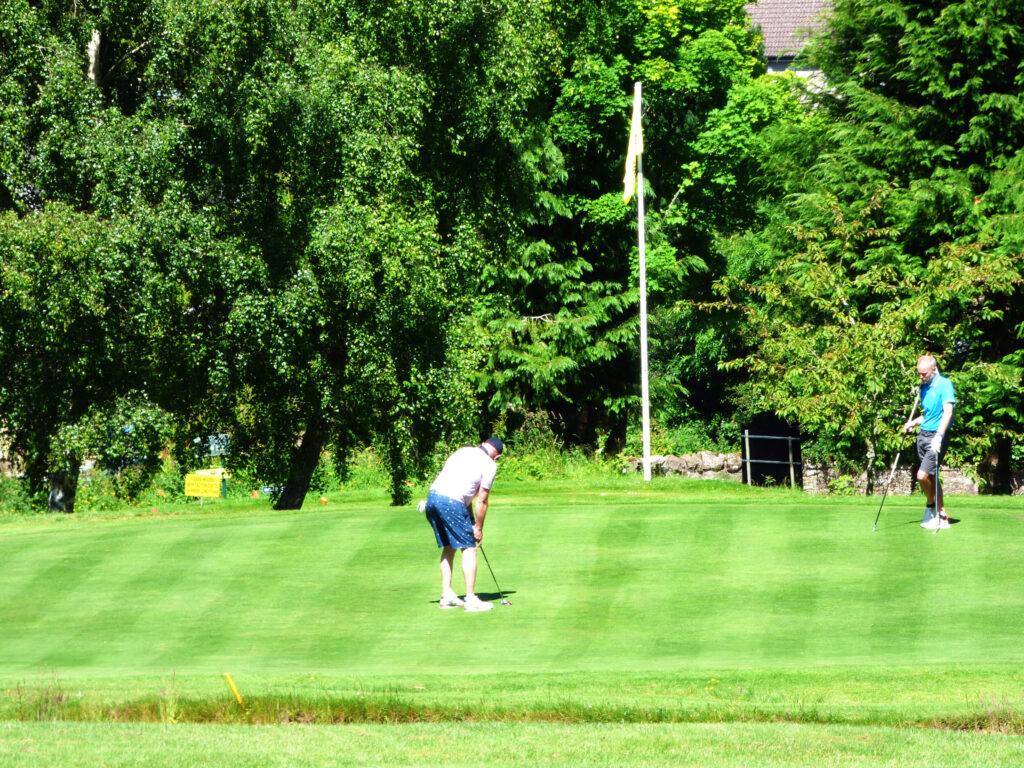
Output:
[494, 412, 609, 480]
[476, 0, 783, 448]
[145, 458, 186, 503]
[0, 205, 181, 495]
[338, 448, 391, 490]
[0, 0, 500, 508]
[0, 476, 33, 515]
[715, 192, 1020, 473]
[716, 0, 1024, 478]
[624, 414, 740, 456]
[3, 0, 1020, 500]
[52, 394, 173, 501]
[73, 471, 125, 514]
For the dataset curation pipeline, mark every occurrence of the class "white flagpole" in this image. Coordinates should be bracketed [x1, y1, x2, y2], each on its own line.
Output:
[634, 82, 651, 481]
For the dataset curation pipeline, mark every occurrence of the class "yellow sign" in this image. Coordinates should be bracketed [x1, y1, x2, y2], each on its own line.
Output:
[194, 468, 227, 478]
[185, 473, 224, 498]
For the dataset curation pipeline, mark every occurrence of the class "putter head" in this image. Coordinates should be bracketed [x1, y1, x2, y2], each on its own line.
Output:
[501, 599, 511, 606]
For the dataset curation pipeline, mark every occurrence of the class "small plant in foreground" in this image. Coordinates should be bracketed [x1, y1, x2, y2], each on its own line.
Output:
[6, 672, 72, 721]
[158, 671, 180, 723]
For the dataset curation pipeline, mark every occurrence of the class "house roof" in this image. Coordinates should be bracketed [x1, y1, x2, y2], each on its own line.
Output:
[745, 0, 831, 61]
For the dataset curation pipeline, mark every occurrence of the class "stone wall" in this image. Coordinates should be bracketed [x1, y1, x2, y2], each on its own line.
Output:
[802, 463, 980, 496]
[626, 452, 744, 481]
[625, 452, 1017, 496]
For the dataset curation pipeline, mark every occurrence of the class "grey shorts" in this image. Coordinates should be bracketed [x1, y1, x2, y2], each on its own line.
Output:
[425, 490, 475, 550]
[917, 430, 947, 476]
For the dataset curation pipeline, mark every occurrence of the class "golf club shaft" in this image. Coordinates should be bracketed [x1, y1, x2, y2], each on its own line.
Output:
[478, 544, 505, 601]
[470, 506, 507, 602]
[873, 390, 921, 530]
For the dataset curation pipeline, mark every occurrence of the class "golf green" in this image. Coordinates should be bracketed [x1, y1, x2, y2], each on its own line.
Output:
[1, 479, 1022, 714]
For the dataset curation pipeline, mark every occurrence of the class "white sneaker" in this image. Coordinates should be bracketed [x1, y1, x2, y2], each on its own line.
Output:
[439, 594, 464, 609]
[921, 516, 940, 530]
[463, 596, 493, 612]
[937, 515, 951, 529]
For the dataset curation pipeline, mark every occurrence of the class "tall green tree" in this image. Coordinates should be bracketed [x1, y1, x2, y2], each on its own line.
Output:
[477, 0, 798, 451]
[1, 0, 480, 508]
[0, 0, 201, 509]
[136, 0, 488, 507]
[717, 0, 1024, 486]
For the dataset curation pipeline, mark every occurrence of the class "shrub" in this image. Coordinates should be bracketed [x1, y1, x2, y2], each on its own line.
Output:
[73, 471, 121, 513]
[134, 456, 187, 504]
[342, 448, 391, 489]
[623, 415, 741, 457]
[498, 412, 616, 481]
[52, 394, 173, 502]
[0, 476, 34, 515]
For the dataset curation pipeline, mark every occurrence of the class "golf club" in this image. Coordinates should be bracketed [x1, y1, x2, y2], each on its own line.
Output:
[933, 448, 942, 535]
[873, 390, 920, 532]
[478, 544, 511, 606]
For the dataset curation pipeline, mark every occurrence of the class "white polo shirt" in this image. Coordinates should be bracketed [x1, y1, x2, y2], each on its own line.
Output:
[430, 446, 497, 507]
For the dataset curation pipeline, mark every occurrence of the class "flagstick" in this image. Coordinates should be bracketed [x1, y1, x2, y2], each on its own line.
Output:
[623, 82, 651, 481]
[634, 82, 651, 482]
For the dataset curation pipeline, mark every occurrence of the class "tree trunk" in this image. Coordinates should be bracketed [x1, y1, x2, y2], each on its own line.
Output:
[863, 436, 877, 495]
[273, 418, 327, 510]
[385, 428, 411, 507]
[977, 437, 1012, 494]
[48, 463, 80, 513]
[87, 29, 102, 84]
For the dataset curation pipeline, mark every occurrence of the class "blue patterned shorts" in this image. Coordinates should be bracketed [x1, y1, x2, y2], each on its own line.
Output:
[425, 490, 475, 549]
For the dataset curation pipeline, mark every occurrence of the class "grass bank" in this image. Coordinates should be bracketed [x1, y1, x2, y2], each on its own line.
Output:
[4, 667, 1023, 732]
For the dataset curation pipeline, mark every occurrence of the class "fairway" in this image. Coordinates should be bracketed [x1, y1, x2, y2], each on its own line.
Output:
[2, 479, 1023, 765]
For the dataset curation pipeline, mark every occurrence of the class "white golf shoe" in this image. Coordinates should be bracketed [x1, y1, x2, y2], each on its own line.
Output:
[463, 596, 493, 613]
[922, 513, 950, 530]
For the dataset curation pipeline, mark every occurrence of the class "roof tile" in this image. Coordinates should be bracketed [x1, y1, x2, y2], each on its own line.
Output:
[745, 0, 831, 59]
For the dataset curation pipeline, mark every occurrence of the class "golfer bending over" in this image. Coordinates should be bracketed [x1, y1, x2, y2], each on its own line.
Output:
[424, 437, 503, 612]
[903, 355, 956, 529]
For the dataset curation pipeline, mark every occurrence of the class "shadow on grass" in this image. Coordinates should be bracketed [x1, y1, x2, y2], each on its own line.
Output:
[873, 517, 962, 531]
[873, 518, 926, 531]
[429, 590, 517, 607]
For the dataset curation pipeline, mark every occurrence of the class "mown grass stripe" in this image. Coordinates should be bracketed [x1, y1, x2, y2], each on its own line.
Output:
[1, 524, 181, 670]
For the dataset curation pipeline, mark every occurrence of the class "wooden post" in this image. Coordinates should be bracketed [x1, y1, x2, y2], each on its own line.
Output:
[743, 429, 752, 486]
[788, 437, 796, 488]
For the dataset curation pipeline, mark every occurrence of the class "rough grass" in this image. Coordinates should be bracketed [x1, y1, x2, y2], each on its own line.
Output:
[4, 667, 1023, 732]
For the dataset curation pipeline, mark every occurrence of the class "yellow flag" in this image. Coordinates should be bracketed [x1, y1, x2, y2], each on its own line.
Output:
[623, 85, 643, 203]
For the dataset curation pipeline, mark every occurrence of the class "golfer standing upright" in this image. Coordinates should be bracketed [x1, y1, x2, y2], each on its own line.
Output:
[903, 355, 956, 529]
[424, 437, 503, 612]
